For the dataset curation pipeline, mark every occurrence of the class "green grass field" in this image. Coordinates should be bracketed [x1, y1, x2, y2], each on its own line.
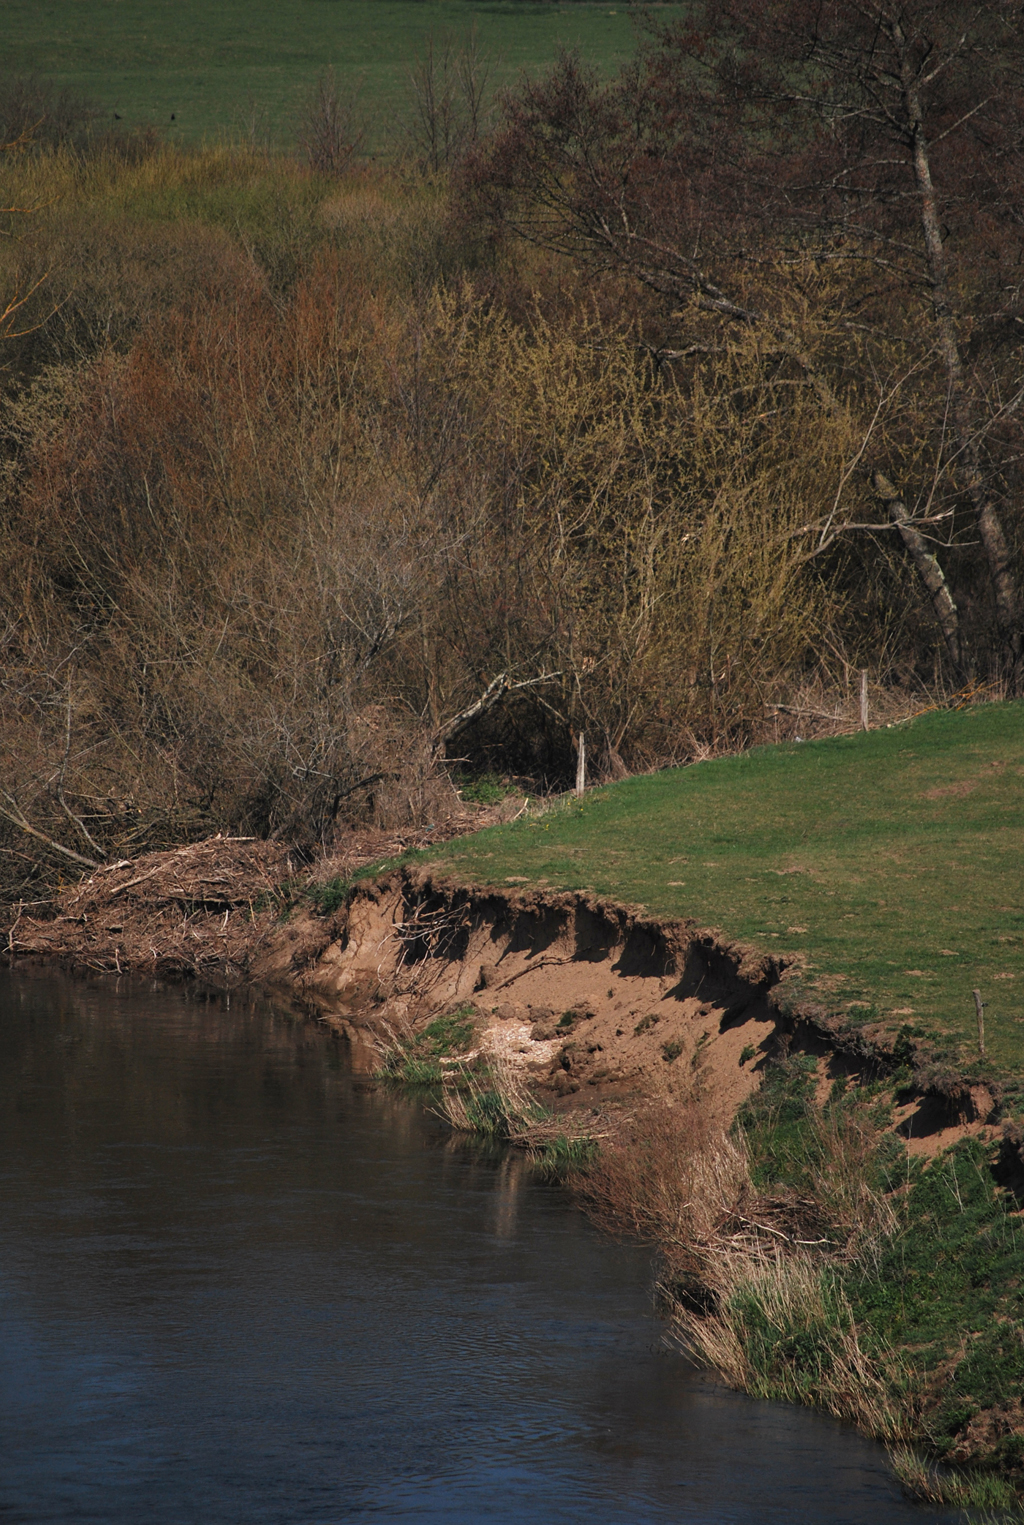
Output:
[431, 702, 1024, 1073]
[5, 0, 643, 146]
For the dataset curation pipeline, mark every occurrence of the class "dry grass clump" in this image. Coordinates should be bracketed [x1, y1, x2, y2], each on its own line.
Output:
[576, 1094, 916, 1442]
[777, 1097, 900, 1263]
[375, 1013, 549, 1138]
[578, 1102, 751, 1282]
[679, 1252, 912, 1441]
[437, 1051, 547, 1138]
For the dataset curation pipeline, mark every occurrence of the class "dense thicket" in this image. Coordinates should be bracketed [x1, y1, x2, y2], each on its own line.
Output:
[467, 0, 1024, 680]
[1, 7, 1019, 895]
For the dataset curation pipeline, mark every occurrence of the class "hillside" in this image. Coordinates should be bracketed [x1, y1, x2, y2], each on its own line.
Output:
[3, 0, 641, 145]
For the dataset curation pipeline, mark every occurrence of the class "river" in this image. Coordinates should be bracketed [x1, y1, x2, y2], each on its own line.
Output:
[0, 967, 953, 1524]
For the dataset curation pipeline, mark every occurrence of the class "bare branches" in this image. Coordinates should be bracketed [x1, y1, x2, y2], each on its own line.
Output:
[53, 682, 106, 859]
[0, 793, 102, 870]
[405, 29, 494, 173]
[433, 672, 564, 757]
[297, 69, 366, 176]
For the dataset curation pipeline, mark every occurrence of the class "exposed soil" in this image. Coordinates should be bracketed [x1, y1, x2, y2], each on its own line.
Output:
[2, 832, 998, 1152]
[256, 865, 793, 1117]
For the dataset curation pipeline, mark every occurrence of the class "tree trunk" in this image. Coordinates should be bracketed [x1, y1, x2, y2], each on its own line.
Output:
[902, 63, 1020, 670]
[873, 471, 966, 677]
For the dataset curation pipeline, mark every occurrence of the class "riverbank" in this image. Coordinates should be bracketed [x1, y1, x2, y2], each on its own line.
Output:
[8, 852, 1023, 1501]
[3, 961, 950, 1525]
[4, 846, 955, 1140]
[4, 703, 1024, 1509]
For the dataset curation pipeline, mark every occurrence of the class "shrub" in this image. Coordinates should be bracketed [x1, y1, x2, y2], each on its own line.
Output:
[457, 773, 507, 805]
[297, 69, 366, 176]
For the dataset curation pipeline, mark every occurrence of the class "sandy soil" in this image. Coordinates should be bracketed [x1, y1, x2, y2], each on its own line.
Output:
[3, 834, 999, 1153]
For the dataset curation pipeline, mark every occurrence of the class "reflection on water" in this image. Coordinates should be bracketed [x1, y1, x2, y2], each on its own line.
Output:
[0, 968, 950, 1524]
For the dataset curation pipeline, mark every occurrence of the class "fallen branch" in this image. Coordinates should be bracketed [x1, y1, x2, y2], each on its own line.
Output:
[494, 955, 573, 990]
[433, 671, 563, 756]
[107, 863, 165, 898]
[0, 793, 101, 869]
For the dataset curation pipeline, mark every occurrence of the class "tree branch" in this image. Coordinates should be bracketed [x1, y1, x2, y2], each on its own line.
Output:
[0, 793, 102, 869]
[433, 671, 563, 756]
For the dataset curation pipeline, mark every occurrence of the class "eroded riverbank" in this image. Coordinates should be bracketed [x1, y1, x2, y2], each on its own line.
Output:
[0, 964, 960, 1525]
[6, 839, 1024, 1509]
[7, 841, 997, 1151]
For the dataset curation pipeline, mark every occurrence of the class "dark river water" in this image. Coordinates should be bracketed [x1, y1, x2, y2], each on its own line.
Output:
[0, 967, 955, 1525]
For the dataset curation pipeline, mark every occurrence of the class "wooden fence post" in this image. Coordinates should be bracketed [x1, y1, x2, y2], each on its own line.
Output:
[575, 732, 586, 797]
[859, 670, 869, 731]
[973, 989, 986, 1058]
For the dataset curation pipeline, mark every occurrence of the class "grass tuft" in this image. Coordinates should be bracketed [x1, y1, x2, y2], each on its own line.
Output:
[531, 1132, 599, 1180]
[307, 855, 412, 916]
[889, 1447, 1024, 1517]
[435, 1051, 548, 1139]
[377, 1005, 478, 1086]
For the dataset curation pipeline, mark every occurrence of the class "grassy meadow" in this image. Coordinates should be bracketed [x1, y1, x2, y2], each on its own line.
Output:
[430, 701, 1024, 1073]
[3, 0, 644, 145]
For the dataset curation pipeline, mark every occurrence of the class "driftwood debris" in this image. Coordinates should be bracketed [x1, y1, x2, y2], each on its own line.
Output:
[5, 837, 292, 980]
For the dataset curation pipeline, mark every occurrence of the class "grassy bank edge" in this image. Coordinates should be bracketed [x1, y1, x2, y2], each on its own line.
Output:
[370, 1000, 1024, 1516]
[306, 710, 1024, 1512]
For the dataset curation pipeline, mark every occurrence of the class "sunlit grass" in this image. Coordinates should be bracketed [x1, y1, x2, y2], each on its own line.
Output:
[431, 701, 1024, 1073]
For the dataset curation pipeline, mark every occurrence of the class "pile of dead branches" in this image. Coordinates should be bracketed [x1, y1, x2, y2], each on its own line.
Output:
[5, 836, 293, 980]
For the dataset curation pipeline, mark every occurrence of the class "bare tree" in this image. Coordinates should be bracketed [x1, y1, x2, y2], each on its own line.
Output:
[298, 69, 366, 176]
[405, 30, 493, 173]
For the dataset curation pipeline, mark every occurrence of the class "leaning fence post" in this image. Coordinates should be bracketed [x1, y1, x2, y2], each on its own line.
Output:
[973, 988, 986, 1058]
[859, 669, 869, 731]
[575, 732, 586, 797]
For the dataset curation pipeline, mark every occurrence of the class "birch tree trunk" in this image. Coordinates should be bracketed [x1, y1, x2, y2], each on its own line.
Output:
[901, 58, 1020, 668]
[872, 472, 966, 677]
